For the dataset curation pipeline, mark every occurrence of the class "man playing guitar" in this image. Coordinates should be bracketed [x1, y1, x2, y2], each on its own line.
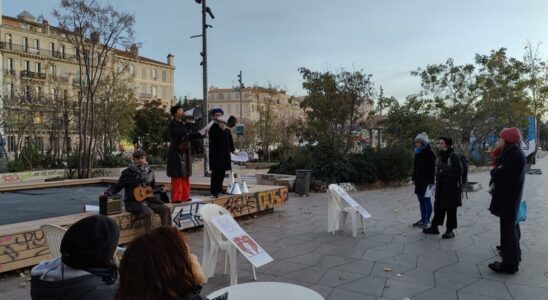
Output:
[102, 149, 172, 231]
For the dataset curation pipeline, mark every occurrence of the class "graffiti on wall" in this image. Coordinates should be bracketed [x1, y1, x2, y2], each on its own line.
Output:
[0, 169, 66, 185]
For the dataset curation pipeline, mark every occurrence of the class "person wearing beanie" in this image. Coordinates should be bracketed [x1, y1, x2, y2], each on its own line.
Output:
[488, 127, 526, 274]
[31, 215, 120, 300]
[208, 108, 236, 197]
[423, 136, 463, 239]
[411, 132, 436, 228]
[103, 150, 172, 231]
[166, 104, 205, 202]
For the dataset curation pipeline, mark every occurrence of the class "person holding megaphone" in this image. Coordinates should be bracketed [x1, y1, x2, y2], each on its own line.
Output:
[166, 104, 204, 202]
[208, 108, 236, 197]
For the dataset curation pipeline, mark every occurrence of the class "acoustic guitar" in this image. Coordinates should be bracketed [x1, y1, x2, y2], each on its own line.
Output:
[133, 185, 171, 202]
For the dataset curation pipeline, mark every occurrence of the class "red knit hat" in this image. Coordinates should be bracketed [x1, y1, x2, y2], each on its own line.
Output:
[499, 127, 522, 144]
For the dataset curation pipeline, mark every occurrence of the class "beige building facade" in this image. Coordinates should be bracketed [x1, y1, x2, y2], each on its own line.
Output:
[207, 86, 304, 123]
[0, 11, 175, 155]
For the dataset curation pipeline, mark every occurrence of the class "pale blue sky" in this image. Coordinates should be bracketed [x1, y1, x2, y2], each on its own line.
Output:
[3, 0, 548, 100]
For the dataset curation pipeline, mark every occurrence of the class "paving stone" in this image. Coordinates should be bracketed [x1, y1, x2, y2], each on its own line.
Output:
[332, 260, 375, 275]
[308, 284, 333, 299]
[383, 278, 432, 299]
[285, 252, 324, 266]
[505, 282, 548, 300]
[327, 287, 377, 300]
[413, 287, 458, 300]
[318, 269, 366, 287]
[434, 271, 480, 290]
[458, 279, 512, 299]
[282, 266, 329, 284]
[369, 262, 416, 279]
[260, 260, 309, 276]
[315, 255, 357, 269]
[339, 276, 386, 297]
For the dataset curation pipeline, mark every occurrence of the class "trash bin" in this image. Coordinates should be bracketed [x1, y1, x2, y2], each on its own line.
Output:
[295, 169, 311, 196]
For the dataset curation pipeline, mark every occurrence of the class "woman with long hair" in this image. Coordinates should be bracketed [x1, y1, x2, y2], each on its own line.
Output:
[116, 226, 207, 300]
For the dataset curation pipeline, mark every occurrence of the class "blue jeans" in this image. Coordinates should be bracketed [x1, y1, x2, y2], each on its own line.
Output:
[417, 193, 432, 224]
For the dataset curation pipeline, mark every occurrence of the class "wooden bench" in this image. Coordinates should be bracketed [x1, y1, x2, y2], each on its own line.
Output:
[0, 178, 288, 273]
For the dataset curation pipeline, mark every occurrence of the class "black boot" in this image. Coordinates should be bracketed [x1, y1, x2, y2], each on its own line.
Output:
[442, 230, 455, 239]
[423, 226, 439, 234]
[488, 261, 517, 274]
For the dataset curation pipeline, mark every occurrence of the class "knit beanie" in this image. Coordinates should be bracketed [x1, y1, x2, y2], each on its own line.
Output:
[61, 215, 120, 270]
[499, 127, 522, 144]
[414, 132, 429, 145]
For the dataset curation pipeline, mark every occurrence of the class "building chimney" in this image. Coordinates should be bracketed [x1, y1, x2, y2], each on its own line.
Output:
[42, 20, 50, 34]
[129, 44, 138, 57]
[167, 53, 174, 66]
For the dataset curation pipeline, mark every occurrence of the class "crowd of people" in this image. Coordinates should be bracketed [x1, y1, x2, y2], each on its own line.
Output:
[412, 128, 526, 274]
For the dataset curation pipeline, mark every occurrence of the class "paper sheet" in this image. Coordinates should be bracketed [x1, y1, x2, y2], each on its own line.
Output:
[231, 151, 249, 162]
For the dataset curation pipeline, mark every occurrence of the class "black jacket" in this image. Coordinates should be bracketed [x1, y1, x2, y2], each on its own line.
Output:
[435, 148, 463, 209]
[106, 166, 164, 208]
[166, 119, 203, 178]
[412, 145, 436, 196]
[31, 271, 117, 300]
[208, 123, 235, 172]
[489, 144, 526, 220]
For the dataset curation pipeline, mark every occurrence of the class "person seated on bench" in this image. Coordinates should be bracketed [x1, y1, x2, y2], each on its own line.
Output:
[102, 149, 172, 231]
[31, 215, 120, 300]
[116, 226, 208, 300]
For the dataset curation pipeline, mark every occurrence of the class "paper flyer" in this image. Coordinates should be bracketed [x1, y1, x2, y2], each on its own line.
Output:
[211, 214, 273, 268]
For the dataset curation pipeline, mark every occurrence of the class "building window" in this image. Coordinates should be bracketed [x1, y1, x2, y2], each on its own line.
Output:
[7, 135, 16, 153]
[50, 65, 56, 78]
[226, 104, 232, 113]
[7, 84, 15, 99]
[162, 87, 167, 98]
[24, 60, 30, 71]
[162, 70, 167, 82]
[50, 42, 55, 56]
[6, 33, 13, 49]
[129, 64, 135, 75]
[35, 86, 42, 100]
[35, 62, 42, 73]
[142, 67, 147, 79]
[151, 86, 157, 97]
[61, 44, 66, 58]
[23, 37, 28, 51]
[218, 93, 224, 100]
[7, 58, 14, 72]
[152, 68, 157, 80]
[24, 85, 31, 102]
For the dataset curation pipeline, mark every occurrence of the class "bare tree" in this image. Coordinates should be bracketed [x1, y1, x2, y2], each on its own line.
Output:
[54, 0, 135, 178]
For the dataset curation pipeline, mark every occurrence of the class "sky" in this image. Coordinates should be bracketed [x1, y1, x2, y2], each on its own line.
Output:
[3, 0, 548, 101]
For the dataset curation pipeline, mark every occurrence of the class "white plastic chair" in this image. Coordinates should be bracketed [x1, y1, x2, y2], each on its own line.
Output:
[199, 204, 257, 286]
[327, 184, 365, 238]
[40, 224, 67, 259]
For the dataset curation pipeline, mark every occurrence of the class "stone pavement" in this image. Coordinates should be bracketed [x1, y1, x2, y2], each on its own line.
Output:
[2, 158, 548, 299]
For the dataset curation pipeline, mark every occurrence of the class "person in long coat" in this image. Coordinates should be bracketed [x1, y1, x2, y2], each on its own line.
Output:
[208, 108, 235, 197]
[423, 136, 463, 239]
[488, 127, 526, 274]
[412, 132, 436, 228]
[166, 104, 204, 202]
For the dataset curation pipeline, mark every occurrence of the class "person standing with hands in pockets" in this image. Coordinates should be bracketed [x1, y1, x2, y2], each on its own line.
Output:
[412, 133, 436, 229]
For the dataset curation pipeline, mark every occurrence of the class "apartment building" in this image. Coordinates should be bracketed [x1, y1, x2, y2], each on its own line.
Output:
[207, 86, 304, 123]
[0, 11, 175, 154]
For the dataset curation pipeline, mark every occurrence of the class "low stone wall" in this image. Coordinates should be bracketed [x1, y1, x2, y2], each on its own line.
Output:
[0, 169, 67, 185]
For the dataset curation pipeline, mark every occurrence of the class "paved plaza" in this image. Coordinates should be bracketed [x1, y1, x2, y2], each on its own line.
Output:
[2, 158, 548, 299]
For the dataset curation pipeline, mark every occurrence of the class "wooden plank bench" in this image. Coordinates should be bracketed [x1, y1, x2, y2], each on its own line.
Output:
[0, 178, 288, 273]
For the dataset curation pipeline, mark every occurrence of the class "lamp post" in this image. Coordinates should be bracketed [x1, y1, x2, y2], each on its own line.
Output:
[193, 0, 214, 176]
[237, 71, 244, 151]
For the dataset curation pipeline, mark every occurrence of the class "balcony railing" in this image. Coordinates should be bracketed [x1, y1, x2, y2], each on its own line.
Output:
[140, 93, 152, 99]
[3, 69, 17, 77]
[20, 70, 46, 80]
[0, 42, 68, 60]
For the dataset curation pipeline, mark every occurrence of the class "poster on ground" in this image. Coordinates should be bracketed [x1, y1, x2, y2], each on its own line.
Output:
[211, 214, 273, 268]
[331, 185, 372, 219]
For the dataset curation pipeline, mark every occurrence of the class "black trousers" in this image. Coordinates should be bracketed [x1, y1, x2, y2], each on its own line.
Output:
[126, 201, 172, 231]
[500, 217, 521, 267]
[210, 170, 226, 196]
[431, 206, 457, 231]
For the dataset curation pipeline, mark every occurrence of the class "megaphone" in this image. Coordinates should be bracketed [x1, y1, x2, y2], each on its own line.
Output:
[184, 108, 202, 120]
[215, 115, 237, 128]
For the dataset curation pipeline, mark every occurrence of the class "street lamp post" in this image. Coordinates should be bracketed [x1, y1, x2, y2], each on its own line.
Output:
[193, 0, 214, 176]
[237, 71, 244, 151]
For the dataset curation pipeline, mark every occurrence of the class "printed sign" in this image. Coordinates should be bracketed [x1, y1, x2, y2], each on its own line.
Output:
[211, 214, 273, 268]
[331, 185, 372, 219]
